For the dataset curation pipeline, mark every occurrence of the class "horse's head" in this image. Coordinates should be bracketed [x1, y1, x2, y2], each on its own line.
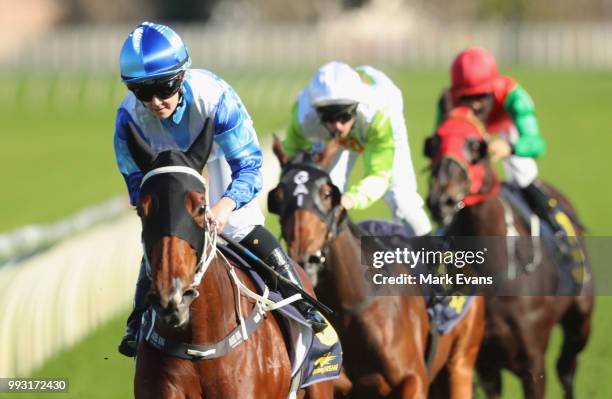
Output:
[426, 107, 496, 225]
[268, 136, 344, 285]
[126, 120, 214, 329]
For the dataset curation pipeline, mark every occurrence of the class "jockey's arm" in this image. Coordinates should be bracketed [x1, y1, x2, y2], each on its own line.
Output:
[344, 110, 394, 210]
[504, 85, 546, 158]
[114, 108, 143, 206]
[433, 90, 451, 128]
[214, 88, 263, 210]
[283, 101, 313, 158]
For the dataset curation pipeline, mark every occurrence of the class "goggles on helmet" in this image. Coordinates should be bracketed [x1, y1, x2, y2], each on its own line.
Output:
[127, 72, 184, 102]
[316, 103, 358, 124]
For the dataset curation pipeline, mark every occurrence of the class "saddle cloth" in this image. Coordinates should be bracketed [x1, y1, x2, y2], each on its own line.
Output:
[500, 183, 590, 294]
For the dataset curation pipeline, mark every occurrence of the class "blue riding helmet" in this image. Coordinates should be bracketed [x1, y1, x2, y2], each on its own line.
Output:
[120, 22, 191, 84]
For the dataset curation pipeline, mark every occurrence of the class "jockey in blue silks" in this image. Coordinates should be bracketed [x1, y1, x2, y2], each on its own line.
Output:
[114, 22, 327, 357]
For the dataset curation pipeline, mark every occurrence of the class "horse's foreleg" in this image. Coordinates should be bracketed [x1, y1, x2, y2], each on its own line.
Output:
[447, 351, 478, 399]
[519, 353, 546, 399]
[477, 365, 502, 399]
[303, 379, 335, 399]
[331, 367, 353, 397]
[393, 372, 427, 399]
[135, 342, 201, 399]
[447, 298, 485, 399]
[556, 296, 593, 399]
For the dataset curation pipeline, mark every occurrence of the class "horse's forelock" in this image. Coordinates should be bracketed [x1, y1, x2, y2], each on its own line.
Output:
[282, 153, 329, 177]
[150, 150, 197, 171]
[288, 152, 315, 166]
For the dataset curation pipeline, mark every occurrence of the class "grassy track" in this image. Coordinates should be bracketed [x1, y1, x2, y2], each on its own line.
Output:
[1, 68, 611, 398]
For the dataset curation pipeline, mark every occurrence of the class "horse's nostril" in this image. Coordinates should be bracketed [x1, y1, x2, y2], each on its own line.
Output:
[147, 292, 159, 306]
[308, 255, 320, 263]
[167, 298, 177, 311]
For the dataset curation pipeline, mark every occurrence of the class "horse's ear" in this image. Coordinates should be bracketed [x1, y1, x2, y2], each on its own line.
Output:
[186, 118, 214, 171]
[126, 122, 155, 172]
[424, 135, 441, 159]
[267, 186, 284, 215]
[272, 134, 289, 167]
[317, 138, 340, 168]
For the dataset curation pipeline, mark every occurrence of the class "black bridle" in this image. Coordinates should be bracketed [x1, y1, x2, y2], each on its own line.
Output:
[268, 156, 345, 257]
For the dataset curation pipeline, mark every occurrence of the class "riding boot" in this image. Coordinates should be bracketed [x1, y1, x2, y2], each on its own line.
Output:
[265, 247, 329, 333]
[521, 182, 575, 255]
[240, 226, 329, 333]
[118, 259, 150, 357]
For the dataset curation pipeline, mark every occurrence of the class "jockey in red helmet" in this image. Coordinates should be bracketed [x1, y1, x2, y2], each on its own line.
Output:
[433, 47, 576, 252]
[437, 47, 545, 160]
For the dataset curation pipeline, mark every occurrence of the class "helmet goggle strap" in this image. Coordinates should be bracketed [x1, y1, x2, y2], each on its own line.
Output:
[316, 103, 358, 124]
[457, 92, 493, 105]
[127, 71, 185, 102]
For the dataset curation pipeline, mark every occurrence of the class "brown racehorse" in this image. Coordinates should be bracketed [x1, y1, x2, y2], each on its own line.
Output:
[269, 137, 485, 399]
[125, 121, 333, 399]
[426, 108, 594, 399]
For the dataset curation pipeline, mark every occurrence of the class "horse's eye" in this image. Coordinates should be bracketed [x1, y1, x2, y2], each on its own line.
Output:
[197, 204, 207, 215]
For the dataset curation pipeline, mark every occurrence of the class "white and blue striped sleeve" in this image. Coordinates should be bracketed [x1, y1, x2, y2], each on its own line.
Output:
[114, 107, 144, 206]
[213, 87, 263, 210]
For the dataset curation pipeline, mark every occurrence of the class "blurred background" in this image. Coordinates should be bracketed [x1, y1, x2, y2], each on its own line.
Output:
[1, 0, 611, 397]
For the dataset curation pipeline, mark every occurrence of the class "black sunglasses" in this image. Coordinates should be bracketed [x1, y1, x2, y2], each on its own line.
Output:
[317, 104, 357, 124]
[127, 72, 184, 102]
[320, 111, 355, 124]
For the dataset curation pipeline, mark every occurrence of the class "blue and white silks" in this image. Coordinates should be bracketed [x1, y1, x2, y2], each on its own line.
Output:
[114, 69, 265, 240]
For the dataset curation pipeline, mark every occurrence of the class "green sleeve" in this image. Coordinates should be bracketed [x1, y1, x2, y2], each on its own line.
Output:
[345, 110, 394, 210]
[282, 101, 312, 158]
[434, 94, 446, 127]
[504, 85, 546, 158]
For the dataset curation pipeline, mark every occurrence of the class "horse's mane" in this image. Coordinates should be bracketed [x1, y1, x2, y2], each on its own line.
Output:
[347, 220, 364, 239]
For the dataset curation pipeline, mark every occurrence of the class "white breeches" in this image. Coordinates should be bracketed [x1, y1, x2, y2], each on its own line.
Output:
[499, 127, 539, 188]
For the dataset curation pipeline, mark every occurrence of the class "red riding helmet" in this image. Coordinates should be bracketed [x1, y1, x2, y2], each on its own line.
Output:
[450, 47, 499, 98]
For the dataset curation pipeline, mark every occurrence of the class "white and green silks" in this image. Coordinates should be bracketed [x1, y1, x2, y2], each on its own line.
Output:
[283, 64, 432, 236]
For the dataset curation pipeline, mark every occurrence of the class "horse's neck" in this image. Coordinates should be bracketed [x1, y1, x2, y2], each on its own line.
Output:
[450, 196, 506, 236]
[449, 195, 516, 277]
[325, 227, 371, 311]
[188, 259, 238, 343]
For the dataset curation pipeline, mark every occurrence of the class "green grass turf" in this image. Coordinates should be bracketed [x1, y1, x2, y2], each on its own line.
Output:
[2, 68, 611, 398]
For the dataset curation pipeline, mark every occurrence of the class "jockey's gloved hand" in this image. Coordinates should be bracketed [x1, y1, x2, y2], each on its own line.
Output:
[488, 139, 512, 162]
[340, 194, 355, 210]
[209, 197, 237, 232]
